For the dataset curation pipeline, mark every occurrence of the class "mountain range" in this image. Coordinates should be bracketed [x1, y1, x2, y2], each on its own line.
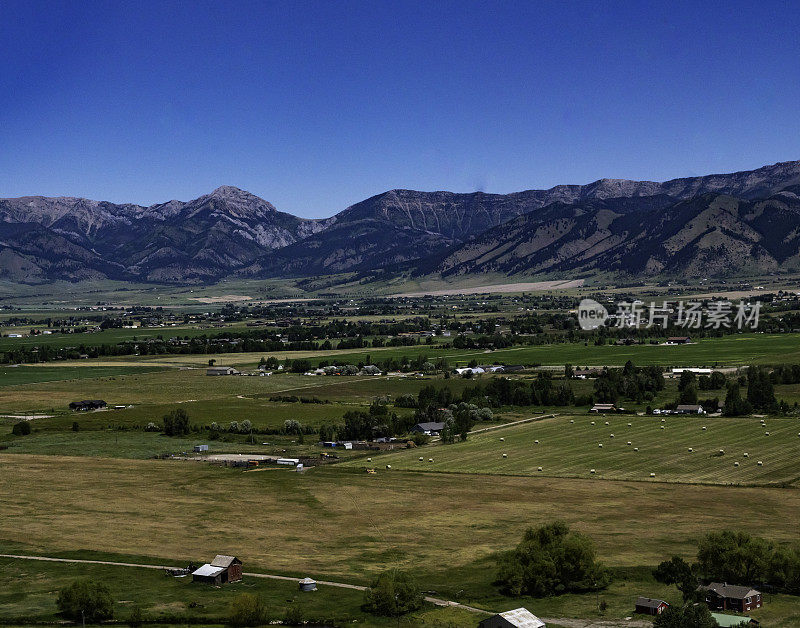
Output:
[2, 160, 800, 284]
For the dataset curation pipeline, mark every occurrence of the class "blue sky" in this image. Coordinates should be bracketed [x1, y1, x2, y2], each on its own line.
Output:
[1, 0, 799, 217]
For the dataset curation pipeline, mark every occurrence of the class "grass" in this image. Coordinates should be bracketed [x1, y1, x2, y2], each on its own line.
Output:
[0, 365, 167, 387]
[3, 456, 800, 599]
[354, 413, 800, 486]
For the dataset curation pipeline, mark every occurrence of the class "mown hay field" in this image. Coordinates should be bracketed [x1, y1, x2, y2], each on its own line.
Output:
[357, 414, 800, 485]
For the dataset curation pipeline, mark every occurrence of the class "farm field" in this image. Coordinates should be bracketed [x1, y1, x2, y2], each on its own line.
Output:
[5, 333, 800, 370]
[2, 455, 800, 625]
[0, 364, 167, 387]
[360, 414, 800, 486]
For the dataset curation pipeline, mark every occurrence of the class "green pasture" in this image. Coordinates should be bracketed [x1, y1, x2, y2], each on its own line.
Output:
[357, 414, 800, 486]
[3, 457, 800, 625]
[0, 365, 167, 387]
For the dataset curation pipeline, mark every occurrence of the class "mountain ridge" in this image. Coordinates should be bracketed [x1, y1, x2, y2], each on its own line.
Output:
[2, 159, 800, 284]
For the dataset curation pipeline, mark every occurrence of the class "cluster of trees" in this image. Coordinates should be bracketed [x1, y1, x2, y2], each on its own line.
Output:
[723, 365, 779, 415]
[362, 569, 423, 616]
[57, 579, 114, 623]
[495, 522, 611, 597]
[593, 361, 664, 404]
[11, 421, 31, 436]
[655, 530, 800, 602]
[318, 400, 414, 442]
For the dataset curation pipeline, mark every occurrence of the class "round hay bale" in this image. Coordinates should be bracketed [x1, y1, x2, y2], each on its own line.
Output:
[627, 423, 632, 427]
[634, 447, 639, 452]
[590, 468, 596, 474]
[719, 449, 725, 454]
[765, 432, 770, 436]
[610, 433, 614, 438]
[757, 461, 763, 466]
[743, 452, 749, 457]
[386, 464, 391, 469]
[537, 466, 543, 471]
[627, 441, 632, 446]
[534, 439, 539, 444]
[502, 453, 508, 458]
[650, 472, 656, 477]
[428, 458, 434, 462]
[419, 457, 424, 461]
[591, 421, 595, 425]
[660, 425, 665, 430]
[367, 457, 372, 462]
[598, 443, 603, 448]
[500, 437, 505, 441]
[734, 462, 739, 467]
[702, 426, 707, 431]
[570, 419, 575, 423]
[605, 421, 609, 425]
[688, 448, 693, 452]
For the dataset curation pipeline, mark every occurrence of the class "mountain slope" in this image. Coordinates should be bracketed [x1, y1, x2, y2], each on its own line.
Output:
[422, 190, 800, 279]
[240, 159, 800, 277]
[2, 159, 800, 283]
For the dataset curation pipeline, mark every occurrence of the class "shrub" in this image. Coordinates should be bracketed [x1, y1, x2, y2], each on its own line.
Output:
[128, 604, 144, 627]
[72, 421, 80, 432]
[56, 579, 114, 622]
[227, 593, 267, 627]
[495, 521, 610, 596]
[11, 421, 31, 436]
[144, 422, 159, 432]
[362, 569, 423, 616]
[162, 408, 190, 436]
[653, 603, 717, 628]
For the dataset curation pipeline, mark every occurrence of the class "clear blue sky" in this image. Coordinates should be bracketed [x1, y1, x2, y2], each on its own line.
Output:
[2, 0, 799, 217]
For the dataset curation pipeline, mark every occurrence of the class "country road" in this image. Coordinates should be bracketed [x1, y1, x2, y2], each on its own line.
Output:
[0, 554, 653, 627]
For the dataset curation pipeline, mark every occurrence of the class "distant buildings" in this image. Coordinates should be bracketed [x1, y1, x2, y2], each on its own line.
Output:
[69, 400, 107, 412]
[410, 422, 446, 436]
[206, 366, 239, 376]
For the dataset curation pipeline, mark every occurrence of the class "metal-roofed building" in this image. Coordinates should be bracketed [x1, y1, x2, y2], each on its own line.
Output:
[478, 607, 546, 628]
[192, 555, 242, 585]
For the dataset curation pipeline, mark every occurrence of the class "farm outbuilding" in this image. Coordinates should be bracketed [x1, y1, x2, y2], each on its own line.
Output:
[206, 366, 239, 376]
[191, 555, 242, 585]
[635, 596, 669, 615]
[299, 577, 317, 591]
[675, 404, 705, 414]
[410, 422, 446, 435]
[589, 403, 616, 413]
[699, 582, 762, 612]
[478, 607, 545, 628]
[69, 400, 107, 412]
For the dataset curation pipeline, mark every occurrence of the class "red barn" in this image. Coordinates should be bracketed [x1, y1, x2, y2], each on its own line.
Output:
[635, 597, 669, 615]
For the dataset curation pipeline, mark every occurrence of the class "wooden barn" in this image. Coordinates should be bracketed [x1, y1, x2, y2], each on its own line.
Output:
[635, 596, 669, 615]
[69, 400, 107, 412]
[191, 555, 242, 585]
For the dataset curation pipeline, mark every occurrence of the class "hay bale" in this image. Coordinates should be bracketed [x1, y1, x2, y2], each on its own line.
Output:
[627, 423, 632, 427]
[534, 439, 539, 444]
[627, 441, 632, 446]
[743, 452, 749, 457]
[591, 421, 595, 425]
[702, 426, 707, 431]
[734, 462, 739, 467]
[386, 464, 391, 469]
[650, 472, 656, 477]
[428, 458, 434, 462]
[537, 466, 543, 471]
[419, 457, 424, 461]
[610, 434, 614, 438]
[758, 461, 763, 466]
[590, 468, 596, 474]
[634, 447, 639, 452]
[605, 421, 610, 425]
[598, 443, 603, 448]
[502, 453, 508, 458]
[688, 448, 693, 452]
